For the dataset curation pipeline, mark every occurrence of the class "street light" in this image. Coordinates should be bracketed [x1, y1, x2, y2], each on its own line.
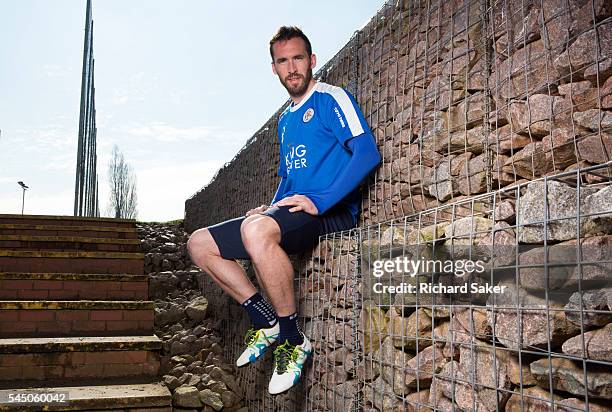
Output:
[17, 181, 29, 215]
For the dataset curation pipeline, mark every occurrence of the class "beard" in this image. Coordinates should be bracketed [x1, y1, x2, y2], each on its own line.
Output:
[280, 67, 313, 98]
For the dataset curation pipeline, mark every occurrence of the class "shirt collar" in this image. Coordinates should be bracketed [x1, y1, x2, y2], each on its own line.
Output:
[289, 82, 318, 112]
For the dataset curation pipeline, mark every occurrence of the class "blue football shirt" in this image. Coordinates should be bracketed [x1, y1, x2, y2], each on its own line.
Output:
[275, 82, 372, 222]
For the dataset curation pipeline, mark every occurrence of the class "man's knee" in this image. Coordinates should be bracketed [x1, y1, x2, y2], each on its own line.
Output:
[187, 228, 219, 260]
[240, 216, 280, 251]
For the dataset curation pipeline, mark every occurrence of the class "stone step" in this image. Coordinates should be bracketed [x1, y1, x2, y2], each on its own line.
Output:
[0, 383, 171, 411]
[0, 223, 139, 239]
[0, 301, 154, 338]
[0, 273, 148, 301]
[0, 235, 142, 253]
[0, 336, 162, 390]
[0, 214, 136, 229]
[0, 250, 144, 275]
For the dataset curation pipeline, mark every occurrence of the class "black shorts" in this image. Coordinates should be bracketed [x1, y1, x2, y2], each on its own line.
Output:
[207, 205, 355, 260]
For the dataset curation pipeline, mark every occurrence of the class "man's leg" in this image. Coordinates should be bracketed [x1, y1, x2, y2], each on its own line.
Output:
[241, 215, 304, 344]
[188, 223, 280, 367]
[240, 212, 313, 395]
[187, 228, 256, 303]
[240, 214, 295, 316]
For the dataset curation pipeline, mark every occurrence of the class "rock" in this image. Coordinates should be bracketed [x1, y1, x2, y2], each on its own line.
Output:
[425, 75, 466, 110]
[530, 357, 612, 399]
[493, 40, 560, 100]
[299, 292, 331, 318]
[161, 242, 179, 253]
[487, 282, 580, 350]
[449, 152, 472, 176]
[199, 389, 223, 411]
[542, 128, 578, 169]
[577, 132, 612, 164]
[446, 94, 488, 130]
[220, 390, 237, 409]
[380, 337, 447, 394]
[438, 343, 513, 412]
[503, 141, 550, 179]
[557, 397, 611, 411]
[495, 4, 540, 55]
[457, 153, 488, 196]
[324, 380, 359, 411]
[554, 21, 612, 77]
[428, 159, 457, 201]
[428, 361, 459, 411]
[149, 271, 179, 300]
[583, 186, 612, 235]
[562, 324, 612, 362]
[517, 180, 579, 243]
[388, 307, 433, 350]
[185, 296, 208, 322]
[173, 386, 202, 408]
[405, 389, 431, 412]
[573, 109, 612, 131]
[320, 368, 349, 386]
[454, 307, 491, 339]
[516, 242, 580, 291]
[565, 288, 612, 328]
[163, 374, 181, 391]
[604, 75, 612, 109]
[568, 236, 612, 284]
[494, 199, 516, 222]
[433, 126, 485, 154]
[364, 376, 401, 411]
[156, 304, 185, 327]
[505, 386, 562, 411]
[558, 81, 602, 112]
[489, 124, 532, 154]
[359, 303, 387, 354]
[444, 216, 493, 244]
[525, 94, 568, 135]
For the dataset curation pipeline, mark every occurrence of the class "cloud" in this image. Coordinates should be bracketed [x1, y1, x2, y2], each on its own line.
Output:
[42, 64, 72, 78]
[124, 122, 248, 144]
[109, 72, 157, 105]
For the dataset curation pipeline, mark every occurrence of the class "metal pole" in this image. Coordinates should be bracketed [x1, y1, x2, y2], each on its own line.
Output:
[21, 188, 25, 215]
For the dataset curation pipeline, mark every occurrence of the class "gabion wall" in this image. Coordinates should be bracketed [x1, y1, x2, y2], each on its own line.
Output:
[186, 0, 612, 410]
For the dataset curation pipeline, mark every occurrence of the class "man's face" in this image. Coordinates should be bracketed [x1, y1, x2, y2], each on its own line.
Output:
[271, 37, 316, 98]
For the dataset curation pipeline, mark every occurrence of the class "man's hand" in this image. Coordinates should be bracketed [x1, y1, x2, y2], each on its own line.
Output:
[245, 204, 269, 216]
[274, 195, 319, 215]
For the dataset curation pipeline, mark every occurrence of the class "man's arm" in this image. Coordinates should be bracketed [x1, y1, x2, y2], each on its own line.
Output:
[306, 133, 380, 214]
[274, 133, 380, 215]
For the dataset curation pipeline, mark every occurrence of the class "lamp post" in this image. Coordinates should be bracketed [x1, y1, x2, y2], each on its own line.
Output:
[17, 181, 29, 215]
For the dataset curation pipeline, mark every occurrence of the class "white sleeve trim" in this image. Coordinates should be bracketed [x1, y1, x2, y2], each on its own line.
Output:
[320, 83, 364, 137]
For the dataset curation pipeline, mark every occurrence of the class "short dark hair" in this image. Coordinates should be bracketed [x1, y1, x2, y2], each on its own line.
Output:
[269, 26, 312, 61]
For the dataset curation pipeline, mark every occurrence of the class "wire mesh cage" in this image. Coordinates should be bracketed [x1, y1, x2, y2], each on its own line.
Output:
[186, 0, 612, 410]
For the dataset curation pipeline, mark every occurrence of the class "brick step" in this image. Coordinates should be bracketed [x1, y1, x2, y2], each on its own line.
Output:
[0, 336, 162, 390]
[0, 301, 154, 338]
[0, 250, 144, 275]
[0, 214, 136, 229]
[0, 383, 171, 411]
[0, 223, 139, 239]
[0, 235, 141, 253]
[0, 273, 148, 301]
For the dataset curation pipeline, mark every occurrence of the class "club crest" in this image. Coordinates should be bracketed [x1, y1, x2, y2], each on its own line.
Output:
[303, 108, 314, 123]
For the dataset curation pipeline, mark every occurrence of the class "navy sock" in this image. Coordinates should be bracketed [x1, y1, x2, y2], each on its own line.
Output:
[277, 313, 304, 345]
[242, 292, 278, 329]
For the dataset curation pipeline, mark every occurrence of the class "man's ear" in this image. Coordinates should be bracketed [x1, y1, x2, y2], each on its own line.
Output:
[271, 62, 277, 75]
[310, 53, 317, 69]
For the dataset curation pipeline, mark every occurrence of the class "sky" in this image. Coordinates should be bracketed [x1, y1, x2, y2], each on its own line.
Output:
[0, 0, 386, 222]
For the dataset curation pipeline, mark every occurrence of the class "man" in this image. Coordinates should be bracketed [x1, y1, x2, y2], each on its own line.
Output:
[187, 26, 380, 395]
